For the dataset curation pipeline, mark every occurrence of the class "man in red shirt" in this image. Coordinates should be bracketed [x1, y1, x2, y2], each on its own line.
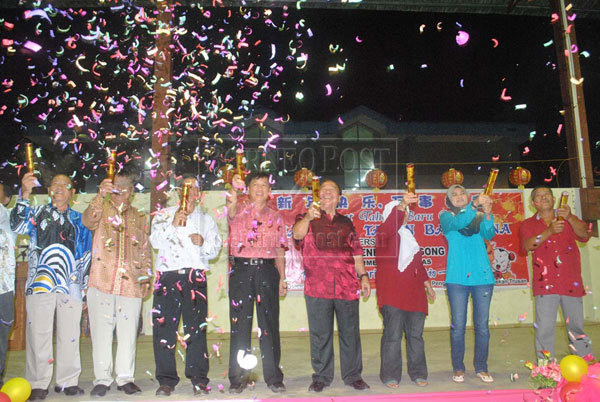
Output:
[292, 179, 371, 393]
[375, 193, 435, 388]
[227, 172, 287, 394]
[520, 186, 591, 359]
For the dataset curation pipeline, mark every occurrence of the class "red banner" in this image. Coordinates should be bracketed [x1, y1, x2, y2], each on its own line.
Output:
[273, 190, 528, 290]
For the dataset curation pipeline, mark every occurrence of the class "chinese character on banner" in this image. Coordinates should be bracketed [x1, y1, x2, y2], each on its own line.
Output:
[274, 191, 528, 291]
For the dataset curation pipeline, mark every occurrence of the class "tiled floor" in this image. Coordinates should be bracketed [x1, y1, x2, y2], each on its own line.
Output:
[4, 323, 598, 401]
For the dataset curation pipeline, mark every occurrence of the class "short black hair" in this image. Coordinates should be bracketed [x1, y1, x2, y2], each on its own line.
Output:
[179, 173, 201, 191]
[180, 172, 198, 182]
[531, 185, 553, 200]
[0, 183, 12, 206]
[246, 171, 271, 186]
[115, 165, 140, 186]
[51, 174, 74, 186]
[321, 179, 341, 194]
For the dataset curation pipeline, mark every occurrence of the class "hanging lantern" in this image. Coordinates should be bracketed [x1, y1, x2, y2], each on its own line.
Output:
[294, 168, 314, 191]
[366, 169, 388, 191]
[441, 168, 464, 188]
[217, 164, 235, 188]
[509, 167, 531, 189]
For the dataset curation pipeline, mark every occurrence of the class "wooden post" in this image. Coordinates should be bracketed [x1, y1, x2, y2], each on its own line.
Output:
[151, 0, 173, 215]
[549, 0, 597, 236]
[549, 0, 594, 188]
[8, 262, 27, 351]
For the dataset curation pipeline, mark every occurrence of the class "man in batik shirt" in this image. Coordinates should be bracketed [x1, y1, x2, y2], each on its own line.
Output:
[82, 167, 152, 397]
[11, 172, 92, 401]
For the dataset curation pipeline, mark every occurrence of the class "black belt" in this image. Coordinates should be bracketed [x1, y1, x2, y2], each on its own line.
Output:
[230, 256, 275, 266]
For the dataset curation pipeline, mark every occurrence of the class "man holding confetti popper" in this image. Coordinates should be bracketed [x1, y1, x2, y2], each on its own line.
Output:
[292, 179, 371, 393]
[226, 172, 287, 394]
[11, 172, 92, 400]
[82, 167, 153, 397]
[150, 174, 222, 397]
[520, 186, 591, 359]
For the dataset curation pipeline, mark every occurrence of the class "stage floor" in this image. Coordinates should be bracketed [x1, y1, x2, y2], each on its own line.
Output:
[5, 323, 598, 401]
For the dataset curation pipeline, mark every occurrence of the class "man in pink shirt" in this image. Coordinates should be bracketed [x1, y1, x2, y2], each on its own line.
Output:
[520, 186, 591, 359]
[227, 172, 287, 394]
[292, 179, 371, 393]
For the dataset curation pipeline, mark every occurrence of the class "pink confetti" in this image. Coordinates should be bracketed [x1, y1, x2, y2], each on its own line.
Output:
[156, 180, 168, 191]
[23, 40, 42, 52]
[500, 88, 512, 101]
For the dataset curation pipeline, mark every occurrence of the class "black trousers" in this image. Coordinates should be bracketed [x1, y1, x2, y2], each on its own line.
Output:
[152, 270, 209, 388]
[305, 295, 363, 385]
[0, 291, 14, 385]
[379, 305, 427, 384]
[228, 259, 283, 386]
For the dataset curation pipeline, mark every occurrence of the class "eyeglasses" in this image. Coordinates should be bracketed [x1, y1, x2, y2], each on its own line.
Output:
[112, 187, 131, 194]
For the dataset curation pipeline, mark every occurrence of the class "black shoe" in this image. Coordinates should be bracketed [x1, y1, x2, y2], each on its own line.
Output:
[268, 381, 286, 393]
[155, 384, 174, 396]
[349, 379, 370, 391]
[193, 383, 210, 395]
[229, 382, 247, 394]
[308, 381, 326, 392]
[54, 385, 84, 396]
[90, 384, 110, 397]
[117, 382, 141, 395]
[29, 388, 49, 401]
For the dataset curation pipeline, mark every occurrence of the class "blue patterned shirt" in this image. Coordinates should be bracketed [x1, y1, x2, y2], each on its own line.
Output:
[10, 200, 92, 300]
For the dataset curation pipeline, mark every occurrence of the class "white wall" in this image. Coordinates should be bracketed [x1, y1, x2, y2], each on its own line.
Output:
[19, 187, 600, 335]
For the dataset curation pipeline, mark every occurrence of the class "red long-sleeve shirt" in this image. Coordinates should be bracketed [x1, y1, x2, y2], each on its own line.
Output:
[375, 207, 429, 314]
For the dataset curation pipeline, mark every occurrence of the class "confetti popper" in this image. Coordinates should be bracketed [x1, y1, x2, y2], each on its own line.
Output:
[106, 149, 117, 182]
[311, 176, 320, 206]
[406, 163, 415, 194]
[179, 183, 191, 227]
[483, 168, 499, 195]
[236, 149, 245, 181]
[557, 191, 569, 221]
[25, 143, 35, 174]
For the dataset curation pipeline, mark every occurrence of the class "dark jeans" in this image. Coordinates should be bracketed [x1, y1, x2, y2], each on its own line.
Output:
[446, 283, 494, 373]
[0, 291, 14, 385]
[152, 270, 209, 388]
[228, 260, 283, 387]
[305, 295, 363, 385]
[379, 305, 427, 384]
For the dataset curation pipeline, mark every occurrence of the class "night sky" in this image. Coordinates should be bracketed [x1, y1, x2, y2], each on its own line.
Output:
[0, 3, 598, 189]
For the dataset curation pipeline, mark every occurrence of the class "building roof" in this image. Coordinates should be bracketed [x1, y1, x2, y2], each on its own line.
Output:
[252, 105, 533, 142]
[2, 1, 599, 19]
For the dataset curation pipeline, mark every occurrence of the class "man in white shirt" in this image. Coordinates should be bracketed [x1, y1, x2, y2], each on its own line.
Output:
[149, 175, 222, 397]
[0, 183, 16, 389]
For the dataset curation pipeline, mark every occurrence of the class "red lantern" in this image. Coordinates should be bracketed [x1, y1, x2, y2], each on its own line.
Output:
[441, 168, 464, 188]
[217, 164, 235, 187]
[509, 166, 531, 189]
[366, 169, 387, 191]
[294, 168, 314, 191]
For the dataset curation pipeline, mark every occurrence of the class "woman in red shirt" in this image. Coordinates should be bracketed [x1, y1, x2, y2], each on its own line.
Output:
[375, 193, 435, 388]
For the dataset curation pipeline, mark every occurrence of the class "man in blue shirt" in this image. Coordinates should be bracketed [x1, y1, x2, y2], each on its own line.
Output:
[11, 172, 92, 401]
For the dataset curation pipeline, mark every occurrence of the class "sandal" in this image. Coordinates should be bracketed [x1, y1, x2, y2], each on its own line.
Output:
[452, 371, 465, 383]
[384, 380, 399, 388]
[413, 378, 428, 387]
[476, 372, 494, 383]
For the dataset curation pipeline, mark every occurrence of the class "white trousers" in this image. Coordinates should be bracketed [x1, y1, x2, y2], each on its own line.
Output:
[87, 287, 142, 387]
[25, 293, 82, 389]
